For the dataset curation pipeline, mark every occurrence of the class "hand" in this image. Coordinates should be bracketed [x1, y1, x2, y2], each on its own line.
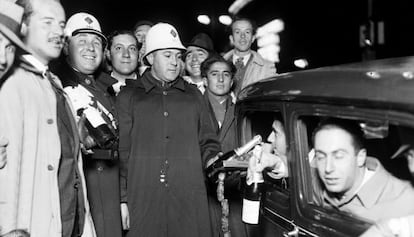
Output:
[248, 144, 288, 179]
[0, 136, 8, 169]
[121, 203, 130, 230]
[78, 113, 96, 152]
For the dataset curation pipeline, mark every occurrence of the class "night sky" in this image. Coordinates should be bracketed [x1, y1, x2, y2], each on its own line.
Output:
[61, 0, 414, 73]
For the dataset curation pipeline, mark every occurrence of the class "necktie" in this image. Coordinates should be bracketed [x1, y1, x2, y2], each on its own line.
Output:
[235, 57, 244, 70]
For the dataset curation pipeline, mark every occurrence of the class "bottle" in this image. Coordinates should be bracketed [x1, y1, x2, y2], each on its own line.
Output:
[242, 171, 264, 224]
[82, 107, 116, 149]
[206, 135, 262, 178]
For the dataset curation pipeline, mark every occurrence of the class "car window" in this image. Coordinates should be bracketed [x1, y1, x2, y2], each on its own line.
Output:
[298, 115, 414, 222]
[241, 110, 290, 193]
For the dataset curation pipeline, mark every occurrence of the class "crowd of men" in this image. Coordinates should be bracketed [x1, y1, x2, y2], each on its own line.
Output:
[0, 0, 276, 236]
[0, 0, 413, 237]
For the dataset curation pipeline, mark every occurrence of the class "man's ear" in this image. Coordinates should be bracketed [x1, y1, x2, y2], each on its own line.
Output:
[146, 53, 154, 66]
[356, 148, 367, 167]
[229, 35, 234, 46]
[104, 48, 111, 62]
[202, 77, 208, 87]
[63, 39, 70, 56]
[20, 23, 28, 38]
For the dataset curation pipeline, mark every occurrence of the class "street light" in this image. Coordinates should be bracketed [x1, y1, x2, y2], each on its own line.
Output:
[197, 15, 211, 25]
[218, 15, 232, 26]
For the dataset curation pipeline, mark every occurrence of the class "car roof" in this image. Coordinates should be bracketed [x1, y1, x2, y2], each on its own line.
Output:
[239, 56, 414, 111]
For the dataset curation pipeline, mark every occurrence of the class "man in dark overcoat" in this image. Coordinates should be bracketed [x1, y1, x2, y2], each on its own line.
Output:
[117, 23, 221, 237]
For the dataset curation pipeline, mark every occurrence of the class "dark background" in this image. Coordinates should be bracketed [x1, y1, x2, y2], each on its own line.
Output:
[61, 0, 414, 73]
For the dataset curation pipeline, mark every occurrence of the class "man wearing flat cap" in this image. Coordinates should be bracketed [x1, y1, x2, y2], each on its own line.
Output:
[183, 32, 216, 94]
[53, 12, 123, 237]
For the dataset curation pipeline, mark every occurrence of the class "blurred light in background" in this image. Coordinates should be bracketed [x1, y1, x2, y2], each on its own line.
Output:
[294, 58, 309, 69]
[218, 15, 232, 26]
[197, 15, 211, 25]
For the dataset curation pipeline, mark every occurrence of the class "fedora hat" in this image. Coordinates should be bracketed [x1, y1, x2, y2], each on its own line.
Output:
[0, 0, 28, 52]
[187, 33, 214, 52]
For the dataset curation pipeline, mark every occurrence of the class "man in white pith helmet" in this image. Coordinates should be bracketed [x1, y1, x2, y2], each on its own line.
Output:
[116, 23, 221, 237]
[53, 12, 123, 237]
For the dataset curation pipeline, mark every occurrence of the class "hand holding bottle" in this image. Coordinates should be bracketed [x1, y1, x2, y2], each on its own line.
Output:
[247, 143, 288, 179]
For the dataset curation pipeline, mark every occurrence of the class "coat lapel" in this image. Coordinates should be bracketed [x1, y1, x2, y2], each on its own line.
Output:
[218, 100, 235, 141]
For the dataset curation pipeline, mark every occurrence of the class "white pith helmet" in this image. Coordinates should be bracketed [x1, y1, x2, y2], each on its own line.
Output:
[64, 12, 107, 43]
[143, 23, 185, 66]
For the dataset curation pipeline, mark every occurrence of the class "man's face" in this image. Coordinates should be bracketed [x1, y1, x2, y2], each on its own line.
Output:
[134, 24, 151, 63]
[66, 33, 103, 75]
[230, 20, 255, 53]
[267, 120, 287, 156]
[134, 25, 151, 44]
[108, 34, 138, 76]
[314, 127, 364, 195]
[148, 49, 182, 82]
[24, 0, 65, 64]
[205, 62, 233, 96]
[0, 33, 16, 79]
[185, 46, 208, 78]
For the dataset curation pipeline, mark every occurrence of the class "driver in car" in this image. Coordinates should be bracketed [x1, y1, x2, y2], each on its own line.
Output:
[311, 118, 414, 222]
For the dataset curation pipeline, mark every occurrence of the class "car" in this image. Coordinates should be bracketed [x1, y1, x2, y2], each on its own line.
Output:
[236, 56, 414, 237]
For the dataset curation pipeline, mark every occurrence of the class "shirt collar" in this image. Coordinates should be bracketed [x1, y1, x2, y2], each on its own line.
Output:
[110, 71, 137, 82]
[323, 157, 382, 208]
[21, 54, 48, 74]
[233, 53, 251, 66]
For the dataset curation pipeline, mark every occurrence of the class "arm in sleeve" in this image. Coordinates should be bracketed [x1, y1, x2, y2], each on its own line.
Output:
[0, 77, 24, 235]
[197, 93, 222, 167]
[116, 89, 134, 203]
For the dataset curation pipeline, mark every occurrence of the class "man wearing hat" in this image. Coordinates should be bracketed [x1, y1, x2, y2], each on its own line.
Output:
[0, 0, 28, 169]
[183, 32, 215, 94]
[53, 12, 122, 237]
[117, 23, 221, 237]
[0, 0, 27, 82]
[0, 0, 96, 237]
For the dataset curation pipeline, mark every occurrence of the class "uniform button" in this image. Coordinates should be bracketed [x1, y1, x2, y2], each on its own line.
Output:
[163, 91, 167, 95]
[164, 112, 169, 117]
[97, 166, 103, 171]
[166, 136, 169, 139]
[47, 119, 53, 124]
[47, 164, 54, 171]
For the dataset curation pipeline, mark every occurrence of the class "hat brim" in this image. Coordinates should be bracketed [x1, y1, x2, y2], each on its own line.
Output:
[186, 44, 212, 53]
[0, 24, 29, 53]
[72, 29, 107, 43]
[143, 47, 186, 66]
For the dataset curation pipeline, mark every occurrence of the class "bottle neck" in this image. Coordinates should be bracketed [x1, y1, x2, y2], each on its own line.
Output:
[252, 172, 264, 183]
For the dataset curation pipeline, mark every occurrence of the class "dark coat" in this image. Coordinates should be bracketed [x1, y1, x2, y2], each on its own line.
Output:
[117, 72, 221, 237]
[53, 61, 122, 237]
[204, 93, 248, 237]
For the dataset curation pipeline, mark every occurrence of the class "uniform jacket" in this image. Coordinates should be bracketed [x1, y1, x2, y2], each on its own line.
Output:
[223, 49, 276, 94]
[54, 61, 122, 237]
[0, 58, 96, 237]
[117, 71, 221, 237]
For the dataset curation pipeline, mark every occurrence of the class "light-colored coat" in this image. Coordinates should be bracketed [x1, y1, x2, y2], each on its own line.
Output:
[223, 49, 277, 92]
[0, 65, 96, 237]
